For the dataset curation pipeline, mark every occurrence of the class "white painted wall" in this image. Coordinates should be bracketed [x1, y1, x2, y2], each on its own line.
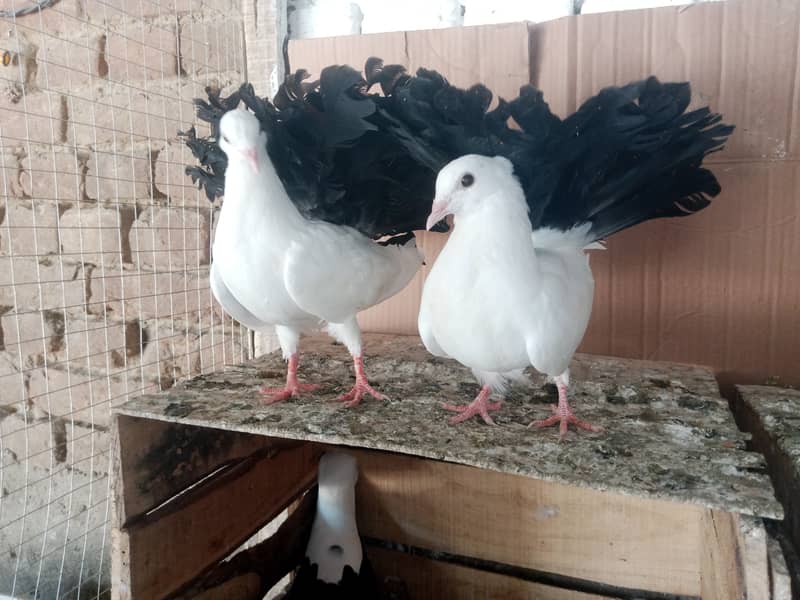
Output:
[287, 0, 724, 39]
[580, 0, 723, 14]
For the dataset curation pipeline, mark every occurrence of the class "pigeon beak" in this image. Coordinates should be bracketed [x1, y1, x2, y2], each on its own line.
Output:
[242, 148, 259, 174]
[426, 199, 451, 231]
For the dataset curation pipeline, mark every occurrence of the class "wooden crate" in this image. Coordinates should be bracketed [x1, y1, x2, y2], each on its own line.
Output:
[111, 335, 784, 599]
[734, 385, 800, 596]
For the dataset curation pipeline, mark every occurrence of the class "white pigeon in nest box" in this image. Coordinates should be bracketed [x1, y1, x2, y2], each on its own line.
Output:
[284, 452, 378, 599]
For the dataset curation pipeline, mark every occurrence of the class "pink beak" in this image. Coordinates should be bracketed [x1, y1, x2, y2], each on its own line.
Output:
[242, 148, 259, 174]
[425, 199, 451, 231]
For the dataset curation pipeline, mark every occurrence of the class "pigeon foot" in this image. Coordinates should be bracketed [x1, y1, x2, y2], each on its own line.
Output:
[442, 385, 502, 425]
[259, 353, 319, 404]
[528, 404, 602, 439]
[337, 380, 387, 408]
[260, 381, 320, 404]
[528, 380, 602, 439]
[336, 355, 388, 408]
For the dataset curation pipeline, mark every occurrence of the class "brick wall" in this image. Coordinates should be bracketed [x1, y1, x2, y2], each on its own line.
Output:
[0, 0, 249, 596]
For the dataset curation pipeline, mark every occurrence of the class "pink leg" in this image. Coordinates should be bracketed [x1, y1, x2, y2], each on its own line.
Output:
[259, 353, 319, 404]
[442, 385, 503, 425]
[528, 379, 602, 439]
[337, 355, 387, 408]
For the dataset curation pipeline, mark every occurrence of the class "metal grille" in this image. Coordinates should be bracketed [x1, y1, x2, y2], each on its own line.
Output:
[0, 0, 248, 596]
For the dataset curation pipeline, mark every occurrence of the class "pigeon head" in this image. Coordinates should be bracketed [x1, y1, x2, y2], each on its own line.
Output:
[426, 154, 519, 230]
[219, 108, 265, 174]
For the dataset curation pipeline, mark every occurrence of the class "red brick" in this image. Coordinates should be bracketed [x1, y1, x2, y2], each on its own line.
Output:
[105, 20, 179, 81]
[129, 206, 210, 269]
[179, 17, 244, 78]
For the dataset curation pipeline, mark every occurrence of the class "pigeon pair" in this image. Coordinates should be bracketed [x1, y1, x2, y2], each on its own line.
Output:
[183, 59, 732, 438]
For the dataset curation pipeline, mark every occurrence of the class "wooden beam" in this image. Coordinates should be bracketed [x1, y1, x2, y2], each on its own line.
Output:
[111, 418, 320, 600]
[172, 488, 318, 600]
[700, 510, 770, 600]
[112, 415, 276, 522]
[367, 546, 610, 600]
[737, 515, 770, 600]
[766, 528, 794, 600]
[349, 448, 703, 596]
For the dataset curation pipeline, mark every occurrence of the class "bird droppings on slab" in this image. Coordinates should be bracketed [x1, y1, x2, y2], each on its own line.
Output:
[116, 334, 782, 519]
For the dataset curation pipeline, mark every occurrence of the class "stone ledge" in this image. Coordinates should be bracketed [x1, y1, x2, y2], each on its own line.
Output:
[117, 333, 783, 519]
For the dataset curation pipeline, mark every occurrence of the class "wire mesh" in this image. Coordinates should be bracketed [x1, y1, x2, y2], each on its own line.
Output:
[0, 0, 249, 597]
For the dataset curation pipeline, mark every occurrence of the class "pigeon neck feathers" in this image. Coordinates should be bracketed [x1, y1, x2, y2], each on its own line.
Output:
[220, 116, 307, 233]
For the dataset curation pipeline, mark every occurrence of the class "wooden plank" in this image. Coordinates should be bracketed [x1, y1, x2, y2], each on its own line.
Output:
[367, 546, 613, 600]
[172, 488, 318, 600]
[700, 510, 770, 600]
[349, 448, 703, 596]
[767, 529, 794, 600]
[111, 422, 320, 600]
[113, 414, 275, 522]
[737, 515, 770, 600]
[192, 574, 261, 600]
[734, 385, 800, 550]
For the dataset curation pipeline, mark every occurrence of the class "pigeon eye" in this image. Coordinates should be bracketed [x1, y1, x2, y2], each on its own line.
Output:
[461, 173, 474, 187]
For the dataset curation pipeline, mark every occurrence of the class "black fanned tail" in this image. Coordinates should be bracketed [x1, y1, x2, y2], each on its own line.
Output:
[180, 64, 448, 238]
[506, 76, 734, 241]
[181, 59, 733, 240]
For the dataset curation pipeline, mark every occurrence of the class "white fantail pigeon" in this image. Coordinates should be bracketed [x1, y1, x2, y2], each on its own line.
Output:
[182, 61, 458, 406]
[417, 78, 733, 438]
[208, 108, 422, 406]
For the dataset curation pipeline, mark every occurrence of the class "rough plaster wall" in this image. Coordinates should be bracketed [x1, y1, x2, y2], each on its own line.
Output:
[0, 0, 247, 596]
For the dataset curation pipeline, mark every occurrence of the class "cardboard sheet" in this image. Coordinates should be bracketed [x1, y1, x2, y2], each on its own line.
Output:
[288, 0, 800, 387]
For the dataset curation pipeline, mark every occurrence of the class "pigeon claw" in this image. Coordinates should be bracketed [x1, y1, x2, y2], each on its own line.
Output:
[528, 404, 603, 440]
[442, 386, 502, 425]
[336, 381, 388, 408]
[260, 382, 320, 405]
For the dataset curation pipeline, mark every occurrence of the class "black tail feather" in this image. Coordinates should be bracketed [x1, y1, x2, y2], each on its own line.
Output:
[507, 76, 734, 240]
[180, 61, 733, 239]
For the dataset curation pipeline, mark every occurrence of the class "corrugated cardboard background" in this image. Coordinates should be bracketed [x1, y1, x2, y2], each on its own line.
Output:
[289, 0, 800, 388]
